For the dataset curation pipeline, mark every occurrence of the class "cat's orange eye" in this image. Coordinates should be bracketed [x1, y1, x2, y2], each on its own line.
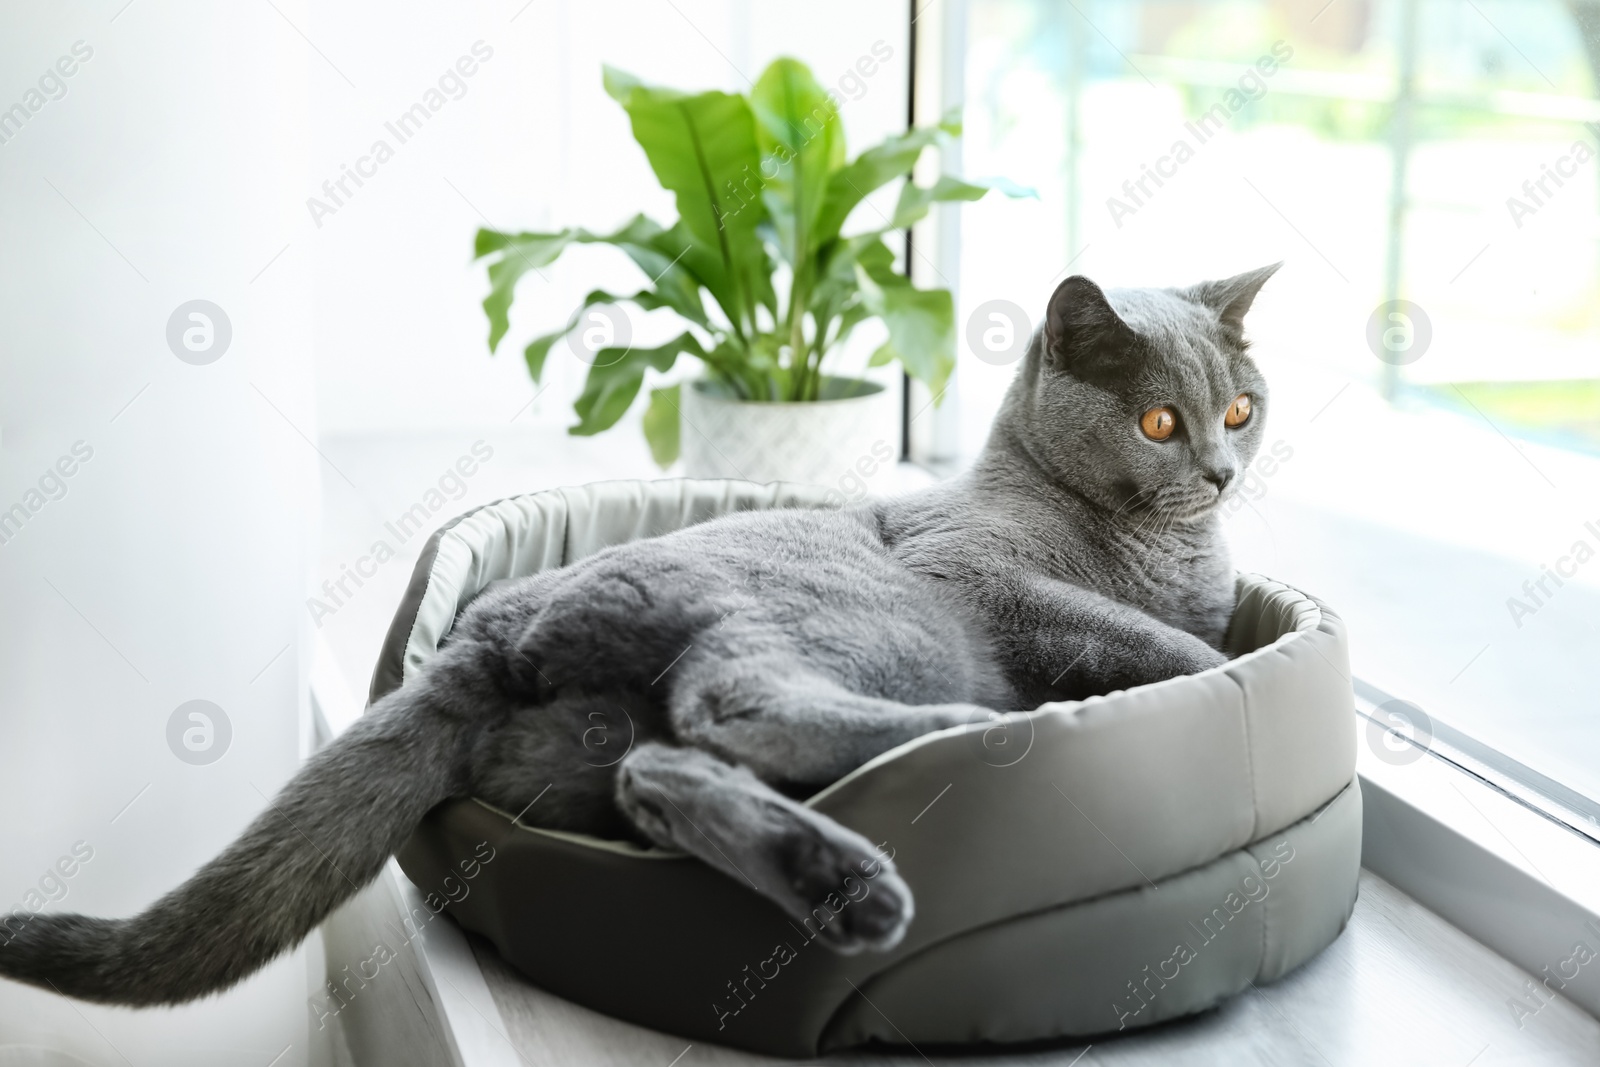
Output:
[1225, 394, 1252, 428]
[1140, 407, 1176, 441]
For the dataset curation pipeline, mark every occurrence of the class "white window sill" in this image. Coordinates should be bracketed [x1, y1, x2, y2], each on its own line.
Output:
[1356, 683, 1600, 1024]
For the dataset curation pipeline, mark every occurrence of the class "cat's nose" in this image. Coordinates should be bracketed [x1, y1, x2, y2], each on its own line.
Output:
[1203, 465, 1235, 490]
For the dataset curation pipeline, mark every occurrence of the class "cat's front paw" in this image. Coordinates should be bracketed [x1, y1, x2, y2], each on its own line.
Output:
[1120, 630, 1227, 688]
[781, 832, 914, 955]
[1167, 632, 1228, 675]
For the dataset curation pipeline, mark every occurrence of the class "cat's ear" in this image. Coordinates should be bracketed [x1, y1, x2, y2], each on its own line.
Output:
[1044, 275, 1137, 378]
[1185, 262, 1282, 331]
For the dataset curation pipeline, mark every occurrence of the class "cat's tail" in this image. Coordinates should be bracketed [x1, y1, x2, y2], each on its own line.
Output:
[0, 655, 493, 1006]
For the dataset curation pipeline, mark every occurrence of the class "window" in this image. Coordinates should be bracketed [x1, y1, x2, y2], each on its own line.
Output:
[945, 0, 1600, 803]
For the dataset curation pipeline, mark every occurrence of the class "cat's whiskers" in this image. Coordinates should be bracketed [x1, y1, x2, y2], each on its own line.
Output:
[1094, 499, 1184, 606]
[1110, 487, 1159, 522]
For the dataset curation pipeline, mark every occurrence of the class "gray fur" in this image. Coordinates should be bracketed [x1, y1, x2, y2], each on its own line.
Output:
[0, 264, 1279, 1003]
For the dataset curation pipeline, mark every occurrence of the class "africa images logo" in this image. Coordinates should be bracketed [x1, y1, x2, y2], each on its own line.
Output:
[0, 440, 94, 548]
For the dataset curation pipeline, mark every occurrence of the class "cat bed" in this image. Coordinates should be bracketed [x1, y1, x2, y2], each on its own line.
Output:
[370, 478, 1361, 1057]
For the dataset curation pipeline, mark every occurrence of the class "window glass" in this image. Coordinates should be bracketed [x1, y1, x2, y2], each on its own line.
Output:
[958, 0, 1600, 799]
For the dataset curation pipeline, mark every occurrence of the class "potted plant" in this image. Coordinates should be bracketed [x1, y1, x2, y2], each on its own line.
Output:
[475, 57, 1027, 483]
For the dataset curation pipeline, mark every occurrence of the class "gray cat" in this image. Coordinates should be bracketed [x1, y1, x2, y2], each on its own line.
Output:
[0, 264, 1278, 1004]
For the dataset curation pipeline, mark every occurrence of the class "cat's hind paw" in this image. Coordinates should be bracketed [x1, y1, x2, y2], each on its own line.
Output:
[781, 832, 914, 955]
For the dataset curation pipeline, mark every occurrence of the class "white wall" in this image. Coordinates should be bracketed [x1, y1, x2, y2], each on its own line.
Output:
[0, 1, 319, 1064]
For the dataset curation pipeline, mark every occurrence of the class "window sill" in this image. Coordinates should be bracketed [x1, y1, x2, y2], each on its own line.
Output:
[1356, 682, 1600, 1022]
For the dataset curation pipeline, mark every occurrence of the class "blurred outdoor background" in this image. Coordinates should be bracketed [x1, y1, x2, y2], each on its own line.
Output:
[953, 0, 1600, 807]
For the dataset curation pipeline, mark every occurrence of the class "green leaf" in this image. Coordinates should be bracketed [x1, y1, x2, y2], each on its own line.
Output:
[473, 228, 519, 256]
[894, 176, 989, 226]
[638, 219, 720, 330]
[975, 175, 1037, 199]
[811, 235, 894, 315]
[889, 174, 1030, 229]
[855, 264, 955, 397]
[831, 299, 874, 348]
[478, 226, 581, 352]
[821, 175, 1041, 249]
[852, 236, 901, 283]
[571, 331, 705, 437]
[750, 58, 845, 268]
[525, 332, 562, 382]
[603, 67, 767, 335]
[520, 288, 677, 383]
[602, 218, 712, 329]
[477, 216, 711, 352]
[812, 110, 962, 243]
[642, 384, 682, 468]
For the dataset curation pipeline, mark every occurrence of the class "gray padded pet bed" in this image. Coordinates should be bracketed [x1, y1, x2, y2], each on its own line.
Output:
[370, 478, 1361, 1057]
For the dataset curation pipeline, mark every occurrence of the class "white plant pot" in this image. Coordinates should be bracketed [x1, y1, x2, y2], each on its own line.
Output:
[678, 377, 897, 490]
